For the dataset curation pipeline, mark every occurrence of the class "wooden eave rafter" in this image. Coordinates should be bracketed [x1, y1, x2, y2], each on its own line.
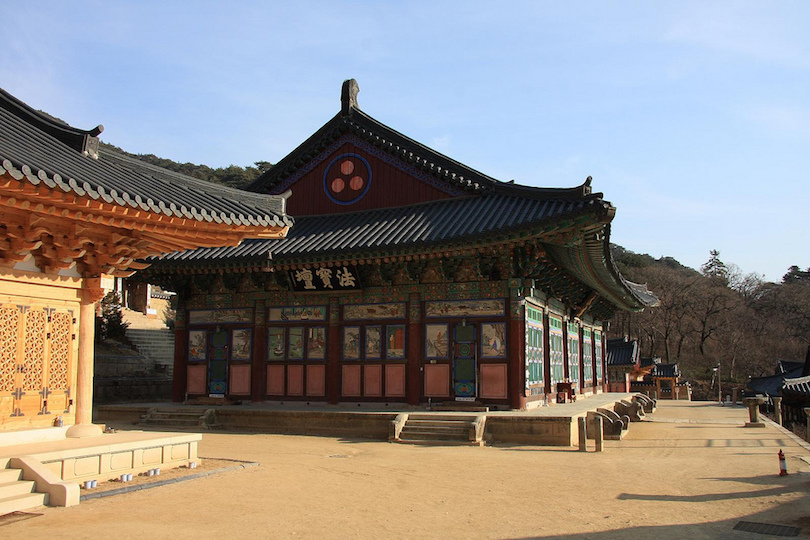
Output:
[0, 172, 288, 243]
[0, 173, 289, 277]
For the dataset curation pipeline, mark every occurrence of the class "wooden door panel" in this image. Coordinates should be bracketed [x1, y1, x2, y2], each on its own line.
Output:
[19, 308, 47, 417]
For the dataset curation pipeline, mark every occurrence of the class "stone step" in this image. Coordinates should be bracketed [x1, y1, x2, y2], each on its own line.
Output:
[0, 480, 37, 498]
[0, 492, 47, 515]
[127, 328, 173, 335]
[401, 426, 470, 437]
[397, 438, 483, 447]
[399, 431, 469, 442]
[401, 422, 469, 431]
[0, 468, 23, 484]
[406, 419, 474, 428]
[407, 414, 479, 422]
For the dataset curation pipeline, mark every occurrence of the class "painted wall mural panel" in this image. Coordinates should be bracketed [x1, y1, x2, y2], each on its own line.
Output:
[343, 327, 361, 360]
[188, 330, 207, 361]
[189, 308, 253, 325]
[425, 299, 505, 318]
[344, 302, 406, 320]
[481, 323, 506, 358]
[268, 328, 285, 360]
[268, 306, 326, 322]
[386, 325, 405, 359]
[308, 328, 326, 359]
[365, 326, 382, 359]
[232, 329, 252, 361]
[288, 328, 305, 359]
[425, 324, 449, 358]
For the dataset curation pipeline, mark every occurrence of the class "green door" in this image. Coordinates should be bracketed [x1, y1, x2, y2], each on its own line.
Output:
[208, 330, 229, 395]
[453, 324, 477, 400]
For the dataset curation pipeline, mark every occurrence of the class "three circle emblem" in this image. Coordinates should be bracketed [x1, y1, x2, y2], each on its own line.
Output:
[323, 153, 372, 205]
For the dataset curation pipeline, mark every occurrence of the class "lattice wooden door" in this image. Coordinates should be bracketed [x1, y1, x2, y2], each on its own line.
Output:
[0, 304, 75, 426]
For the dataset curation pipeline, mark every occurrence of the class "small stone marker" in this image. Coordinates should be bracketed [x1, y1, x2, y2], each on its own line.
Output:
[594, 416, 603, 453]
[578, 416, 587, 452]
[743, 396, 767, 427]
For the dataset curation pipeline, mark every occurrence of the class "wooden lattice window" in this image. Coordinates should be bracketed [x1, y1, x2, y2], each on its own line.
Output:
[49, 312, 72, 390]
[0, 306, 20, 392]
[23, 309, 46, 391]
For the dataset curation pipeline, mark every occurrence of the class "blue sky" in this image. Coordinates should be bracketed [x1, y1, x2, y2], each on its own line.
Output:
[2, 1, 808, 282]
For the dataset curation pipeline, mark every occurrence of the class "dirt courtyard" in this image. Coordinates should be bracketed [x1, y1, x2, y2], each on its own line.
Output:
[5, 401, 810, 539]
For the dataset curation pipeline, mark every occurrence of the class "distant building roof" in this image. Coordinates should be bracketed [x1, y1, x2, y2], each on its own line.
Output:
[782, 375, 810, 397]
[606, 337, 639, 366]
[650, 363, 681, 379]
[640, 356, 661, 368]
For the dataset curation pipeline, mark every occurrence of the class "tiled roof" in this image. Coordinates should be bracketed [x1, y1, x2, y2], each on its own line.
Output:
[606, 338, 639, 366]
[782, 375, 810, 397]
[651, 363, 680, 378]
[0, 88, 292, 229]
[157, 191, 608, 263]
[640, 357, 661, 368]
[747, 364, 804, 397]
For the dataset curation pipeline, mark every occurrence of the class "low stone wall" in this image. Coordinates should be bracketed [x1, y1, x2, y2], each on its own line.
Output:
[94, 376, 172, 404]
[31, 433, 200, 484]
[485, 416, 576, 446]
[214, 409, 396, 439]
[97, 406, 581, 445]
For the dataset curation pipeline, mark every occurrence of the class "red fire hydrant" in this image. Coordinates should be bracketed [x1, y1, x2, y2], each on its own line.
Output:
[779, 449, 788, 476]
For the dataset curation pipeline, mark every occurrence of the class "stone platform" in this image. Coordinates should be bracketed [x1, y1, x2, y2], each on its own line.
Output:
[97, 393, 636, 447]
[0, 428, 200, 508]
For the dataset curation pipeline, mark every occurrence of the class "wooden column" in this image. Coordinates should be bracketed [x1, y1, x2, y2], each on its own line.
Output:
[562, 320, 570, 381]
[251, 307, 267, 402]
[326, 299, 340, 404]
[66, 280, 105, 438]
[407, 293, 421, 406]
[507, 296, 526, 410]
[543, 311, 552, 404]
[172, 327, 189, 402]
[578, 326, 586, 393]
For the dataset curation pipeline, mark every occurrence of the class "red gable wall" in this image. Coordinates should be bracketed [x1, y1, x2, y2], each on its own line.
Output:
[279, 142, 454, 217]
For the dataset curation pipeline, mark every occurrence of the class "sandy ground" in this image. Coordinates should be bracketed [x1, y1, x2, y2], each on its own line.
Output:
[4, 401, 810, 539]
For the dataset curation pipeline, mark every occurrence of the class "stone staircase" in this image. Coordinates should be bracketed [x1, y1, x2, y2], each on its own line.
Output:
[140, 407, 218, 430]
[125, 327, 175, 376]
[0, 460, 48, 515]
[390, 413, 486, 446]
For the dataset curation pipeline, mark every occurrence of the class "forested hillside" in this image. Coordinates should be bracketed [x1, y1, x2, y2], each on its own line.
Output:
[611, 246, 809, 383]
[100, 142, 269, 190]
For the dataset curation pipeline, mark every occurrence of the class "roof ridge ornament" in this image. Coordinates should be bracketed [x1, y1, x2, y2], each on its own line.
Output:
[341, 79, 360, 116]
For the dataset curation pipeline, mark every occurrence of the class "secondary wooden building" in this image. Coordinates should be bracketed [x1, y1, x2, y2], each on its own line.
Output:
[143, 80, 657, 410]
[0, 88, 292, 435]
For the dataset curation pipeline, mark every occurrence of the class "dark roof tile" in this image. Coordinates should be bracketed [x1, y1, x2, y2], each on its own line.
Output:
[0, 88, 293, 229]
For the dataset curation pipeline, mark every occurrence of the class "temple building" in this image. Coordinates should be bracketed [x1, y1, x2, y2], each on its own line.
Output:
[142, 80, 657, 410]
